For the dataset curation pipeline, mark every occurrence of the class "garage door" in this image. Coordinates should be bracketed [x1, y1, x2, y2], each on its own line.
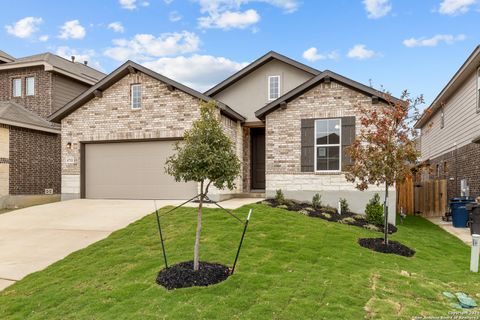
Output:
[85, 141, 198, 199]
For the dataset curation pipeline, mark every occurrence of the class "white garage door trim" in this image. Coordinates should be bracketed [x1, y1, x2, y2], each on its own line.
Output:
[82, 139, 198, 200]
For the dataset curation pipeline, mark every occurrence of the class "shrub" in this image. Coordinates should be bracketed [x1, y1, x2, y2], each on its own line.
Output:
[353, 214, 364, 220]
[363, 224, 380, 231]
[305, 207, 315, 212]
[312, 193, 322, 209]
[298, 209, 309, 216]
[339, 198, 350, 214]
[275, 189, 285, 204]
[339, 217, 355, 224]
[365, 193, 384, 225]
[277, 204, 288, 210]
[322, 206, 337, 214]
[321, 213, 332, 219]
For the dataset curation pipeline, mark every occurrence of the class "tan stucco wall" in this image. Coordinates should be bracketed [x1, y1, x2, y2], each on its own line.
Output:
[213, 59, 314, 122]
[61, 71, 242, 199]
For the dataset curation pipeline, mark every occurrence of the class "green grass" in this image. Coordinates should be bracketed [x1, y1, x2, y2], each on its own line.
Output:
[1, 204, 479, 319]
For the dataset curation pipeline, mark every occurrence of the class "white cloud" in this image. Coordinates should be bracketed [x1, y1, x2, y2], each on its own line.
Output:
[59, 20, 86, 39]
[5, 17, 43, 38]
[439, 0, 476, 15]
[104, 31, 200, 61]
[195, 0, 299, 30]
[302, 47, 339, 62]
[363, 0, 392, 18]
[347, 44, 378, 60]
[119, 0, 149, 9]
[198, 9, 260, 29]
[108, 22, 125, 33]
[143, 54, 248, 92]
[55, 46, 103, 71]
[164, 0, 174, 4]
[39, 35, 49, 42]
[403, 34, 466, 47]
[169, 11, 182, 22]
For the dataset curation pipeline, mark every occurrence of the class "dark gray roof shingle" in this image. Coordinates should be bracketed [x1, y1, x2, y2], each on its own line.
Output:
[0, 101, 60, 133]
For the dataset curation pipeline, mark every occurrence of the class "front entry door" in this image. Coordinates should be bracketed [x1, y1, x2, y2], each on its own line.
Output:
[251, 128, 266, 190]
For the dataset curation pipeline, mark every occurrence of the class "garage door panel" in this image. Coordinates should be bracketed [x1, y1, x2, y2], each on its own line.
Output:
[85, 141, 197, 199]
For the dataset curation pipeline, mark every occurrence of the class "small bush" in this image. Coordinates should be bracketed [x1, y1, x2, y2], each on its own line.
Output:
[322, 206, 337, 214]
[363, 224, 380, 231]
[261, 201, 271, 206]
[353, 214, 364, 220]
[321, 213, 332, 219]
[339, 198, 350, 214]
[312, 193, 322, 209]
[339, 217, 355, 224]
[298, 209, 309, 216]
[277, 204, 288, 210]
[275, 189, 285, 204]
[365, 193, 384, 225]
[305, 207, 315, 212]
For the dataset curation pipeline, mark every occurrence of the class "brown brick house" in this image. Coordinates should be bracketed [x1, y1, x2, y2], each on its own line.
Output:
[49, 52, 397, 223]
[0, 50, 104, 208]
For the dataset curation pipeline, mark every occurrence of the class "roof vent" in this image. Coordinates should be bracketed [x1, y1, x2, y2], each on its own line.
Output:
[84, 61, 88, 66]
[71, 56, 75, 63]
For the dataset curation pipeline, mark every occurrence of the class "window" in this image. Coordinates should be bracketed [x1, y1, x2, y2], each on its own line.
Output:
[26, 77, 35, 96]
[268, 75, 280, 101]
[440, 108, 444, 129]
[315, 118, 341, 171]
[12, 78, 21, 97]
[131, 84, 141, 109]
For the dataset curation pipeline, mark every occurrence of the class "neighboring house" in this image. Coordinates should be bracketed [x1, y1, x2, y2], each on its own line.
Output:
[49, 51, 396, 223]
[0, 50, 105, 208]
[415, 45, 480, 199]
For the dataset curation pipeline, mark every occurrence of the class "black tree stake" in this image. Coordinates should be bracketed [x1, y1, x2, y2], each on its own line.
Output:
[231, 209, 253, 275]
[154, 200, 168, 269]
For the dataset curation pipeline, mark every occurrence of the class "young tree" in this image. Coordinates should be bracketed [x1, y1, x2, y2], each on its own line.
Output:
[345, 91, 423, 244]
[165, 101, 241, 271]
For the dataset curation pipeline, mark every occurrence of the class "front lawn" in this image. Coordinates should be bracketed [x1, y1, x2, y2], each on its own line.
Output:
[1, 204, 478, 319]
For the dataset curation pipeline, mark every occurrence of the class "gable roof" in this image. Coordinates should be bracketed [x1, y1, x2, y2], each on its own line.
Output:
[48, 60, 246, 123]
[0, 52, 105, 85]
[0, 50, 15, 63]
[204, 51, 321, 97]
[255, 70, 401, 119]
[0, 101, 60, 134]
[414, 45, 480, 129]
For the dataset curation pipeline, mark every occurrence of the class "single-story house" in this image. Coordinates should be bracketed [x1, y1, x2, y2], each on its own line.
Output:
[49, 51, 396, 223]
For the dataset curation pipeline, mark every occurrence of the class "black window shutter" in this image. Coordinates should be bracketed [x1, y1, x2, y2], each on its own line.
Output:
[301, 119, 314, 172]
[341, 116, 356, 171]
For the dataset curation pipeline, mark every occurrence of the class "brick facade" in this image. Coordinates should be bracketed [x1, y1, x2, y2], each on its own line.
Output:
[264, 80, 396, 222]
[0, 66, 53, 118]
[9, 126, 61, 195]
[61, 71, 242, 198]
[425, 142, 480, 199]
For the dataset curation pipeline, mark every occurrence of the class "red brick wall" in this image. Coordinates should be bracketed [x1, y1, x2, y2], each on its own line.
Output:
[9, 126, 61, 195]
[0, 66, 53, 118]
[427, 142, 480, 199]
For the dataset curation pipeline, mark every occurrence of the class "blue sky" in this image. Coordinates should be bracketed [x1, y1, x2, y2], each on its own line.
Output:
[1, 0, 479, 107]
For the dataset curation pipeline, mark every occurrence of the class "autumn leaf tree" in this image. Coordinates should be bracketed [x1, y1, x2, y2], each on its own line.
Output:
[345, 91, 423, 244]
[165, 101, 241, 271]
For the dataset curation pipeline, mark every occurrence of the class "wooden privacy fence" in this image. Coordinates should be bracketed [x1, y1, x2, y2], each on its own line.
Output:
[396, 177, 448, 217]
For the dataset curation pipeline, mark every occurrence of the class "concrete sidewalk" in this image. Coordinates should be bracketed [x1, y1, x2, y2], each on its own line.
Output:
[0, 197, 260, 291]
[427, 216, 472, 245]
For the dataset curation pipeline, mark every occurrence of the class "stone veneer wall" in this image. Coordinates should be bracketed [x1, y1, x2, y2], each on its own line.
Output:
[61, 71, 242, 199]
[265, 81, 396, 222]
[426, 142, 480, 199]
[0, 66, 53, 118]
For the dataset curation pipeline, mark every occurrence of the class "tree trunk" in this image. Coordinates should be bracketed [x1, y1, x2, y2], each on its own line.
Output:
[384, 183, 389, 245]
[193, 181, 204, 271]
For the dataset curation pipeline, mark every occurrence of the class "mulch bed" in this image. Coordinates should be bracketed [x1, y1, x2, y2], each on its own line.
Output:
[262, 198, 397, 234]
[358, 238, 415, 257]
[156, 261, 231, 290]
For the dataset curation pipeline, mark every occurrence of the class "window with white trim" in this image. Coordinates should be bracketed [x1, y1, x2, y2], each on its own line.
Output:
[315, 118, 341, 171]
[12, 78, 21, 97]
[131, 84, 141, 109]
[268, 75, 280, 101]
[26, 77, 35, 96]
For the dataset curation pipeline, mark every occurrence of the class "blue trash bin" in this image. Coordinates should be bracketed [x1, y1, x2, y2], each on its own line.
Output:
[450, 198, 474, 228]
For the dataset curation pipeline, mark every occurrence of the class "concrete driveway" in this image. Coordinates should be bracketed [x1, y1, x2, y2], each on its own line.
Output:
[0, 199, 181, 291]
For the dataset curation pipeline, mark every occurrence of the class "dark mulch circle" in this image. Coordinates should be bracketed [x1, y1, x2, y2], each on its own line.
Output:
[156, 261, 231, 290]
[358, 238, 415, 257]
[261, 198, 397, 234]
